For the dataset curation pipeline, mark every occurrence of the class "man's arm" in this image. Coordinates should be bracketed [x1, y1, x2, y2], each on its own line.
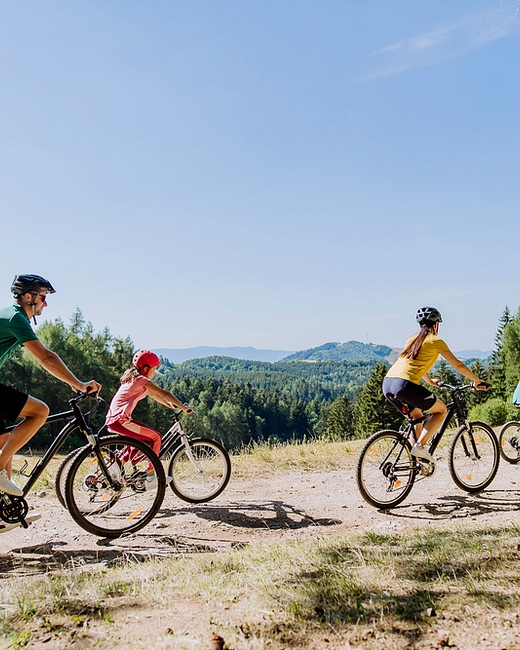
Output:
[23, 339, 101, 394]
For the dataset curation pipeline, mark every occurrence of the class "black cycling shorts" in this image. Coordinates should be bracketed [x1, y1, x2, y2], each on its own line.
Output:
[0, 383, 29, 424]
[382, 377, 437, 411]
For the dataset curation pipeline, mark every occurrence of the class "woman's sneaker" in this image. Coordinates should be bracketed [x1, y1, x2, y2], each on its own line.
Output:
[411, 443, 434, 463]
[0, 469, 23, 496]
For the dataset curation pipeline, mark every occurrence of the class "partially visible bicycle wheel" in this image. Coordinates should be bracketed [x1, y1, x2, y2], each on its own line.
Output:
[64, 435, 166, 538]
[498, 421, 520, 464]
[55, 447, 84, 508]
[356, 430, 416, 509]
[167, 438, 231, 503]
[448, 421, 500, 492]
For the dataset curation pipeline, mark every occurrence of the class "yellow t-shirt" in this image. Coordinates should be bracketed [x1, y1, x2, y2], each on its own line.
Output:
[386, 334, 450, 385]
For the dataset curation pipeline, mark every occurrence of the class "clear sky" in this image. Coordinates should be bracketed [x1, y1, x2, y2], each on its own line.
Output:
[1, 1, 519, 353]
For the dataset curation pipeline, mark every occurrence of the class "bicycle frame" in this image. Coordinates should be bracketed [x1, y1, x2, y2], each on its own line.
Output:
[5, 396, 98, 497]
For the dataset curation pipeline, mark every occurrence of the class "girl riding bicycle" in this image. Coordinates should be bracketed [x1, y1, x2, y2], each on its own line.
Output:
[383, 307, 486, 463]
[105, 350, 192, 456]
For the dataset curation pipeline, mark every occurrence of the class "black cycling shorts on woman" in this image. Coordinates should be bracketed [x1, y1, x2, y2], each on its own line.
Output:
[382, 306, 485, 463]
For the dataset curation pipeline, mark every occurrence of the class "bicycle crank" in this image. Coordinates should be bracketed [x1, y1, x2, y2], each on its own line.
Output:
[0, 494, 29, 527]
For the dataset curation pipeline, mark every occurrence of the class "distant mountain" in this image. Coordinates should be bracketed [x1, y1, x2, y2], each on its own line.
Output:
[153, 346, 295, 364]
[154, 343, 491, 366]
[454, 350, 492, 360]
[283, 341, 400, 364]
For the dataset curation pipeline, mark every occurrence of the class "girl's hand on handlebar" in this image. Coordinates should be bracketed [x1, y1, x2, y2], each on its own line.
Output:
[182, 404, 194, 414]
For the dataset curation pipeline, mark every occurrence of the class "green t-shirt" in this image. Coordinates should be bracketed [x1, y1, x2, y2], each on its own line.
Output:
[0, 304, 38, 372]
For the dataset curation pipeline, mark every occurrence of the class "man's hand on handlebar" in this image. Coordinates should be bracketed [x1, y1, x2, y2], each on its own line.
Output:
[78, 380, 102, 395]
[473, 381, 487, 391]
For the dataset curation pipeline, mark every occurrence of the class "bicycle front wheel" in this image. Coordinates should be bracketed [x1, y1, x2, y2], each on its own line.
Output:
[498, 421, 520, 464]
[356, 430, 416, 509]
[448, 421, 500, 492]
[64, 435, 166, 538]
[167, 438, 231, 503]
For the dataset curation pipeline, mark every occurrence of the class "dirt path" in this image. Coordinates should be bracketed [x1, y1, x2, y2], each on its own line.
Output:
[2, 449, 520, 572]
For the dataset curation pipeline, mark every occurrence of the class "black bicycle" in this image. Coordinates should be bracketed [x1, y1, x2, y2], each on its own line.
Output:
[3, 393, 166, 538]
[55, 408, 231, 507]
[498, 419, 520, 463]
[356, 382, 500, 509]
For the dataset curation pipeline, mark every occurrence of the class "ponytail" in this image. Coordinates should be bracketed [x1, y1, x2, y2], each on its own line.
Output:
[400, 321, 436, 360]
[120, 366, 142, 384]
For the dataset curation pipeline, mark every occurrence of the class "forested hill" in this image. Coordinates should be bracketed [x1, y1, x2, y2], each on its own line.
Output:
[158, 355, 379, 402]
[283, 341, 400, 363]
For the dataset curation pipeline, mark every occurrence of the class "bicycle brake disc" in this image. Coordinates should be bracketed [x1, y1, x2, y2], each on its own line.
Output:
[0, 495, 29, 524]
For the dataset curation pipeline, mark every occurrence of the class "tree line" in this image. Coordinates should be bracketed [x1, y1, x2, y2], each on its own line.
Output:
[3, 307, 520, 451]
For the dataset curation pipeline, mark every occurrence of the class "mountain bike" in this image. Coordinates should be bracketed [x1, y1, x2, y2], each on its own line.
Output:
[356, 382, 500, 509]
[55, 408, 231, 507]
[498, 419, 520, 463]
[3, 393, 166, 538]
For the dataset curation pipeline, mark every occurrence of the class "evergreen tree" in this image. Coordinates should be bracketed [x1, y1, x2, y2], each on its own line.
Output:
[324, 395, 354, 441]
[502, 306, 520, 396]
[353, 363, 401, 437]
[488, 307, 512, 399]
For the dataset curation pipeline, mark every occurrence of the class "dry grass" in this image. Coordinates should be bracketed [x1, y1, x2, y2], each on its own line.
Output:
[231, 439, 364, 479]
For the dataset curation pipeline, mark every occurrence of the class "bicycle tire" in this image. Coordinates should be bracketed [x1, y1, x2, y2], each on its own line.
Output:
[64, 435, 166, 538]
[167, 437, 231, 503]
[55, 446, 84, 508]
[498, 421, 520, 464]
[356, 429, 416, 509]
[448, 421, 500, 493]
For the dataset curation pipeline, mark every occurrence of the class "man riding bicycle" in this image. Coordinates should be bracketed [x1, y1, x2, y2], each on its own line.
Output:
[0, 274, 101, 506]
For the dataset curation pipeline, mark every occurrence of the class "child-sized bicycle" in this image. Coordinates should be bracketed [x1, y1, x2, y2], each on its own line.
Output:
[356, 382, 500, 509]
[55, 408, 231, 508]
[3, 393, 167, 538]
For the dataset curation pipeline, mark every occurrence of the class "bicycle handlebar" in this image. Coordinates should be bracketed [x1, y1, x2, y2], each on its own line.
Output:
[436, 381, 487, 392]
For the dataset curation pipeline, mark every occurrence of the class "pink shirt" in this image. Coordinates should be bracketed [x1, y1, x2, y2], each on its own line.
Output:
[105, 375, 150, 426]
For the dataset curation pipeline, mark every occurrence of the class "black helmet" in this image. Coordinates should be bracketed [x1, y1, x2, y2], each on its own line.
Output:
[416, 306, 442, 325]
[11, 274, 56, 298]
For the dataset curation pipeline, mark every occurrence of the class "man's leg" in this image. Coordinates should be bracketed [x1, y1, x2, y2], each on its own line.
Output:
[0, 396, 49, 476]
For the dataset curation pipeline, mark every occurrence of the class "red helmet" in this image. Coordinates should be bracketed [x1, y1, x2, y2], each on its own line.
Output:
[132, 350, 160, 371]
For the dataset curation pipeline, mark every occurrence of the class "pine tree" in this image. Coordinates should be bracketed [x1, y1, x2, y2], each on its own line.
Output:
[324, 395, 354, 441]
[488, 307, 512, 399]
[353, 363, 402, 438]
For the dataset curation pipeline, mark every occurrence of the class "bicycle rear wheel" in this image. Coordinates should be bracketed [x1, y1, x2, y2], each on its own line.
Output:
[356, 430, 416, 509]
[64, 435, 166, 538]
[448, 421, 500, 492]
[167, 438, 231, 503]
[498, 421, 520, 464]
[55, 447, 83, 508]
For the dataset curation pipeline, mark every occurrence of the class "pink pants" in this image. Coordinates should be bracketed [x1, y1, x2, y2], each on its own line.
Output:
[107, 418, 162, 455]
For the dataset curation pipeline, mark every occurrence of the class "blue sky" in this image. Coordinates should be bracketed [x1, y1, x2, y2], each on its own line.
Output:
[1, 1, 519, 353]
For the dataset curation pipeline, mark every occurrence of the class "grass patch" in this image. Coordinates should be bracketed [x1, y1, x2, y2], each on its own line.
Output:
[2, 524, 520, 648]
[231, 439, 362, 478]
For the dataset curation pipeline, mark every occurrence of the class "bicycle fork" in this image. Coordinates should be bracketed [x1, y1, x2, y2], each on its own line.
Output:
[179, 434, 203, 474]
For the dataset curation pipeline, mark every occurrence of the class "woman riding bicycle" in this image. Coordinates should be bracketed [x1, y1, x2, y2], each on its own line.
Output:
[383, 307, 486, 463]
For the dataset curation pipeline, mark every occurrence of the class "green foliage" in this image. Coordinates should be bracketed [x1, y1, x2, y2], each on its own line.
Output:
[160, 355, 377, 402]
[468, 398, 518, 427]
[323, 395, 354, 441]
[1, 310, 134, 449]
[488, 307, 512, 399]
[353, 363, 402, 437]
